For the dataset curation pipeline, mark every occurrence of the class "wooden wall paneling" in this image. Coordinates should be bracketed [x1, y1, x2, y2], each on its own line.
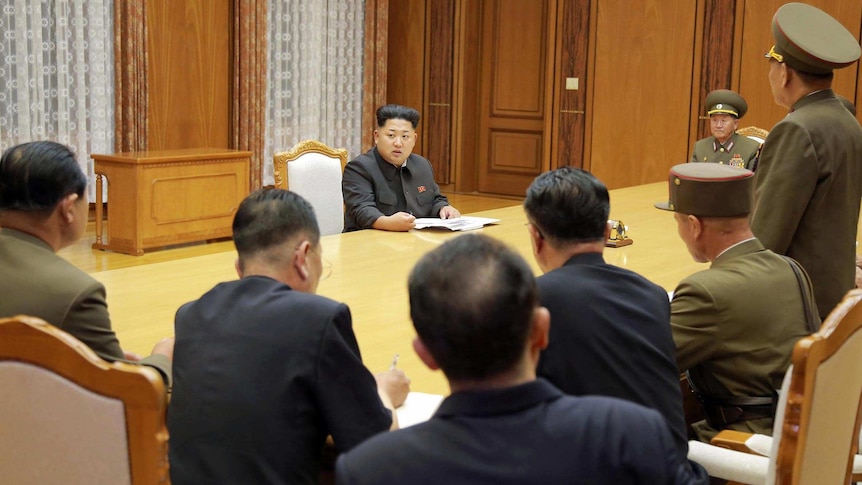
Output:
[737, 0, 862, 133]
[147, 0, 232, 151]
[477, 0, 555, 196]
[587, 0, 697, 189]
[387, 0, 427, 156]
[424, 0, 456, 185]
[451, 0, 482, 193]
[551, 0, 590, 170]
[362, 0, 389, 152]
[694, 0, 736, 142]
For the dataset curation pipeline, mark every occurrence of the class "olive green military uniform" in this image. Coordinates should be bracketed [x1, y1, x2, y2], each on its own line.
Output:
[690, 89, 761, 171]
[690, 133, 760, 170]
[656, 163, 817, 442]
[754, 3, 862, 320]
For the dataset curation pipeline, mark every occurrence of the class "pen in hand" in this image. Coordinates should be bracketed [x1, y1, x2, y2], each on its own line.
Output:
[389, 353, 400, 371]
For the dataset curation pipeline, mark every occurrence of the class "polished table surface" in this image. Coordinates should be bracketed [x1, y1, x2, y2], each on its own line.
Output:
[99, 181, 705, 395]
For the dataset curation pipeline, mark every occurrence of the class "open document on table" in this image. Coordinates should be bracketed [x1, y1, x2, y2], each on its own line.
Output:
[413, 216, 501, 231]
[395, 392, 445, 428]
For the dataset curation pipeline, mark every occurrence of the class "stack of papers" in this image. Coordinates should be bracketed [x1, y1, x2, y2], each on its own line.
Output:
[414, 216, 501, 232]
[395, 392, 445, 428]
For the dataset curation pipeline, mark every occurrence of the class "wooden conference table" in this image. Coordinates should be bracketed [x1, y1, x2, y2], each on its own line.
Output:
[98, 181, 705, 395]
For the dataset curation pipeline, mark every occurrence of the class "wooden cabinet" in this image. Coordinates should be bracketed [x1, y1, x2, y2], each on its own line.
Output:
[92, 148, 251, 255]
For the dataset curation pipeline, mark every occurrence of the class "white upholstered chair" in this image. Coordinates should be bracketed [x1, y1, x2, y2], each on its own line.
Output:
[687, 289, 862, 484]
[273, 140, 348, 236]
[0, 315, 170, 485]
[736, 126, 770, 145]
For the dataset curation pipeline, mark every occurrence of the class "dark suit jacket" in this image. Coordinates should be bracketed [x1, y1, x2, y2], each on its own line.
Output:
[752, 89, 862, 319]
[690, 133, 761, 170]
[342, 147, 449, 231]
[336, 379, 703, 485]
[169, 276, 392, 485]
[0, 228, 171, 381]
[535, 253, 689, 461]
[671, 238, 814, 439]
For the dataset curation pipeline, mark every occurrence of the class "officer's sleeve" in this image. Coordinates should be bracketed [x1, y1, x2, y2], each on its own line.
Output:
[670, 278, 720, 372]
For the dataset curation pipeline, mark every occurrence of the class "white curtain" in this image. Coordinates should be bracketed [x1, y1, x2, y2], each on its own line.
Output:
[264, 0, 365, 186]
[0, 0, 114, 201]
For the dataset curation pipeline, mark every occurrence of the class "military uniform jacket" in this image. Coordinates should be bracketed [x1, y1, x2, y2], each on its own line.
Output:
[672, 238, 814, 437]
[0, 228, 171, 382]
[342, 147, 449, 232]
[335, 379, 704, 485]
[690, 133, 761, 170]
[751, 89, 862, 319]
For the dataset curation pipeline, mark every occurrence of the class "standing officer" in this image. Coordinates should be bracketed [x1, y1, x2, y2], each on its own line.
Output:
[753, 2, 862, 319]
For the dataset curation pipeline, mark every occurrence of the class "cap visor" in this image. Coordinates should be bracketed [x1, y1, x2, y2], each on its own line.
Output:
[654, 201, 673, 211]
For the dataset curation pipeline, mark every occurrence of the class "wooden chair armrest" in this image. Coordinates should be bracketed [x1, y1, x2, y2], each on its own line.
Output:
[710, 430, 756, 453]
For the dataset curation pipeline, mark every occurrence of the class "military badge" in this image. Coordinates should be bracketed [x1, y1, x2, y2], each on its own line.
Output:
[729, 154, 744, 168]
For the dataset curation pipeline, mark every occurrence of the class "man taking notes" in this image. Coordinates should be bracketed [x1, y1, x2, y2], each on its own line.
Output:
[169, 189, 409, 485]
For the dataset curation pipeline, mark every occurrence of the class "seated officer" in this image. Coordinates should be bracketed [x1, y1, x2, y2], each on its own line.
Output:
[0, 141, 173, 382]
[690, 89, 760, 170]
[655, 163, 818, 442]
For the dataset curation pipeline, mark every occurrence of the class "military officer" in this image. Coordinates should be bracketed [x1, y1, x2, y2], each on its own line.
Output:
[690, 89, 761, 170]
[655, 163, 817, 442]
[753, 2, 862, 320]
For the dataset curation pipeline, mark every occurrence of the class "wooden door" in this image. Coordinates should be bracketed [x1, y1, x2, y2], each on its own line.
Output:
[476, 0, 557, 196]
[586, 0, 698, 190]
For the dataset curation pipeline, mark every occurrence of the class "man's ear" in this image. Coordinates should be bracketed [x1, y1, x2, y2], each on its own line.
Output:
[527, 223, 544, 250]
[687, 214, 704, 240]
[294, 240, 311, 280]
[235, 258, 243, 278]
[781, 63, 793, 88]
[372, 129, 380, 145]
[603, 221, 612, 243]
[530, 306, 550, 352]
[413, 337, 440, 371]
[58, 193, 79, 224]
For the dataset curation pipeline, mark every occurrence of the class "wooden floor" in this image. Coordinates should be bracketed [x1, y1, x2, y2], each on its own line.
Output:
[60, 192, 522, 273]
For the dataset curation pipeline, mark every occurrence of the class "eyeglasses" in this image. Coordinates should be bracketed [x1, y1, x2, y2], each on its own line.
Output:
[295, 244, 333, 281]
[319, 252, 333, 281]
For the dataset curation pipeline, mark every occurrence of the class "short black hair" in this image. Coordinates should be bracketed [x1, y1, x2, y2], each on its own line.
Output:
[408, 234, 538, 382]
[376, 104, 420, 129]
[523, 166, 610, 244]
[0, 141, 87, 214]
[232, 189, 320, 268]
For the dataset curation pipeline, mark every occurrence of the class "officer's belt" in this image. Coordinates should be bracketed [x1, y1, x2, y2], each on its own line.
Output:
[698, 395, 776, 429]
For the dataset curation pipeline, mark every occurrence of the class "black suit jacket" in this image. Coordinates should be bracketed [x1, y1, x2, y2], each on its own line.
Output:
[536, 253, 689, 460]
[169, 276, 392, 485]
[336, 379, 702, 485]
[342, 147, 449, 231]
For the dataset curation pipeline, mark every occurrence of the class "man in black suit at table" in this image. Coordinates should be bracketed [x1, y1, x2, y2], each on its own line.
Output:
[524, 166, 701, 476]
[336, 233, 704, 485]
